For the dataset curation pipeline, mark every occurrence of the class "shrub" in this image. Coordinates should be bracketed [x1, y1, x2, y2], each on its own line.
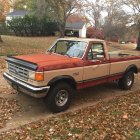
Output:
[0, 22, 9, 35]
[7, 15, 58, 36]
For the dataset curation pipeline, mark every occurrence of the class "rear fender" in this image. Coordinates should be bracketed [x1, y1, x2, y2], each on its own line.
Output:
[125, 64, 138, 74]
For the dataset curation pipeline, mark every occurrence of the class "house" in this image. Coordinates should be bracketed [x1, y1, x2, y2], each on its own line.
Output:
[6, 10, 28, 21]
[65, 15, 90, 38]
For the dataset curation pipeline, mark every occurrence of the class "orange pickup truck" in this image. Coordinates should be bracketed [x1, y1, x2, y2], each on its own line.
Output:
[3, 38, 140, 112]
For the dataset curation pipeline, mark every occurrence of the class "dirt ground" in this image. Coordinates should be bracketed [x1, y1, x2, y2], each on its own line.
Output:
[0, 67, 140, 134]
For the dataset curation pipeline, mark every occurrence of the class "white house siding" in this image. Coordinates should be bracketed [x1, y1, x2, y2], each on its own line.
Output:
[79, 24, 87, 38]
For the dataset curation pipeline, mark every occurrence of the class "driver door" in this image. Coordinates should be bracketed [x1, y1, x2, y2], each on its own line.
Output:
[83, 43, 110, 87]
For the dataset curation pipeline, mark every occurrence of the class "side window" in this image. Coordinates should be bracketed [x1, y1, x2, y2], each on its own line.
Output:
[87, 43, 105, 60]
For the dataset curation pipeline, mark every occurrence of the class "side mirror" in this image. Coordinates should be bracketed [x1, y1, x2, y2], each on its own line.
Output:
[87, 52, 93, 60]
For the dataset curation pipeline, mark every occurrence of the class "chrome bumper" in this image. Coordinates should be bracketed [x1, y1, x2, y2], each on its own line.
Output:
[3, 72, 50, 98]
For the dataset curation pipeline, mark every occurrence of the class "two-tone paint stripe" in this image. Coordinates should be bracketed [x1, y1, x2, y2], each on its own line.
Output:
[77, 72, 124, 89]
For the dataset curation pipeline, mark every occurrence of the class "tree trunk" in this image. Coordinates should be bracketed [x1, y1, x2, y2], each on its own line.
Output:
[60, 28, 65, 38]
[0, 35, 3, 42]
[136, 29, 140, 50]
[58, 22, 66, 38]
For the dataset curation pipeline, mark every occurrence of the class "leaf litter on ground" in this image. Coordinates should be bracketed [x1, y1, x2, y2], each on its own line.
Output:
[0, 98, 20, 129]
[0, 90, 140, 140]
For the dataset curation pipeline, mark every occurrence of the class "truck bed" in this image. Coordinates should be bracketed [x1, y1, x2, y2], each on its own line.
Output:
[108, 51, 140, 62]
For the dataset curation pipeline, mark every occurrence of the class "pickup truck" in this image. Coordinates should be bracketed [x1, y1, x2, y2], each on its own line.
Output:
[3, 38, 140, 113]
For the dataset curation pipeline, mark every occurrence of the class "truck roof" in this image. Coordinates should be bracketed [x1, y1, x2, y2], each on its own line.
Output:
[58, 38, 105, 43]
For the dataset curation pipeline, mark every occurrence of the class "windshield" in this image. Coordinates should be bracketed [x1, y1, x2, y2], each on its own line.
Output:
[48, 40, 88, 58]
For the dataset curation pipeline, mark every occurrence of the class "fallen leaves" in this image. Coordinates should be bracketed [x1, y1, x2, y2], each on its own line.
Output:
[0, 98, 20, 129]
[0, 91, 140, 139]
[0, 58, 6, 69]
[122, 114, 129, 119]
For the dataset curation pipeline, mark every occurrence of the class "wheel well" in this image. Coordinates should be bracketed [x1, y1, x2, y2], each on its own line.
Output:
[48, 77, 77, 90]
[126, 65, 138, 74]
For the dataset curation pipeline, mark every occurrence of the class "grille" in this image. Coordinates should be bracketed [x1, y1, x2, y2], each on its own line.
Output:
[8, 63, 29, 81]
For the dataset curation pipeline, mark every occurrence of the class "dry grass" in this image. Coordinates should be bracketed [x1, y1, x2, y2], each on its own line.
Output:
[0, 36, 57, 56]
[107, 41, 137, 51]
[0, 36, 137, 56]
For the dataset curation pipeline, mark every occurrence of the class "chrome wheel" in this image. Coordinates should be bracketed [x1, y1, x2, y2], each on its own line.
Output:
[127, 75, 133, 86]
[55, 90, 68, 107]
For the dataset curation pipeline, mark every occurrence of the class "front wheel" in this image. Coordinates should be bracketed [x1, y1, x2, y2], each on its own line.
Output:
[46, 82, 73, 113]
[118, 71, 134, 90]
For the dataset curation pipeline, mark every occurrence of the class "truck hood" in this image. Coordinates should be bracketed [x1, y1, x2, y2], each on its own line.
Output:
[14, 53, 84, 71]
[15, 53, 70, 63]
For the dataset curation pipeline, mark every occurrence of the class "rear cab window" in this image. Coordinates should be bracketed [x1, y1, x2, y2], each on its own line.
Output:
[87, 43, 105, 61]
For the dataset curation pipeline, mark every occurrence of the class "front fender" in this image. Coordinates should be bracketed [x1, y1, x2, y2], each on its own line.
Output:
[48, 75, 77, 89]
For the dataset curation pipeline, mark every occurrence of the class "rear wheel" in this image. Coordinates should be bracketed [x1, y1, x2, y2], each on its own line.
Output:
[46, 82, 73, 113]
[118, 71, 134, 90]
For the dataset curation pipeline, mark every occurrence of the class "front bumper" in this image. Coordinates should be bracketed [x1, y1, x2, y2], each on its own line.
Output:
[3, 72, 50, 98]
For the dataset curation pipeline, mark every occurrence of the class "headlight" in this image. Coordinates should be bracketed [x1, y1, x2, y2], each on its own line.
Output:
[29, 71, 35, 80]
[29, 71, 44, 81]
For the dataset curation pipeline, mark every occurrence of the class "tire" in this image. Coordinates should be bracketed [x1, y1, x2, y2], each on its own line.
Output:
[46, 82, 73, 113]
[118, 71, 134, 90]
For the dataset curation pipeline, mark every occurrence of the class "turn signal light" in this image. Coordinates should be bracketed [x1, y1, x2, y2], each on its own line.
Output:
[35, 72, 44, 81]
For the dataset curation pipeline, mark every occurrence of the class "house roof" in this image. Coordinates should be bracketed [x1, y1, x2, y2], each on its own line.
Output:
[7, 10, 28, 16]
[67, 15, 88, 23]
[66, 22, 86, 30]
[65, 15, 89, 30]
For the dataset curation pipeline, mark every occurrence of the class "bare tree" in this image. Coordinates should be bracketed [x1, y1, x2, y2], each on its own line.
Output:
[103, 0, 128, 40]
[122, 0, 140, 50]
[13, 0, 27, 10]
[86, 0, 104, 38]
[48, 0, 82, 37]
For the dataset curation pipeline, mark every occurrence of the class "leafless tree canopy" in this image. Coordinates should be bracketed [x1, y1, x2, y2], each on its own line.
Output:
[122, 0, 140, 49]
[47, 0, 82, 37]
[86, 0, 104, 38]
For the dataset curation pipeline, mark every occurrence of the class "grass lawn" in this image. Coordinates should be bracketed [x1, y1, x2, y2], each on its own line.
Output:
[0, 36, 57, 56]
[107, 42, 137, 52]
[0, 35, 137, 56]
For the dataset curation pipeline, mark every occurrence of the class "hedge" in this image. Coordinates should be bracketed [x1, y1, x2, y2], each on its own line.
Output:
[7, 15, 58, 36]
